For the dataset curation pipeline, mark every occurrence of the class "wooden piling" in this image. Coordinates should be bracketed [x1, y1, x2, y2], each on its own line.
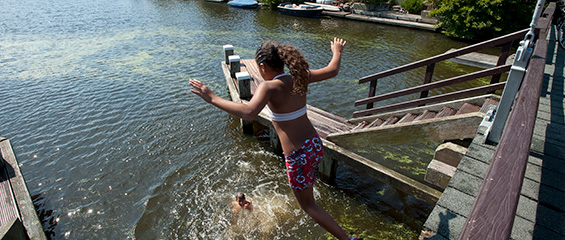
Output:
[319, 139, 338, 184]
[223, 44, 234, 64]
[268, 126, 282, 154]
[228, 55, 240, 78]
[236, 72, 253, 134]
[235, 72, 252, 100]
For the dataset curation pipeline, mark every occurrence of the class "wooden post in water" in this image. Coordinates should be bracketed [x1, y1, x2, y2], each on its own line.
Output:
[235, 72, 253, 134]
[318, 139, 338, 184]
[236, 72, 252, 100]
[228, 55, 240, 78]
[269, 126, 282, 154]
[223, 44, 234, 64]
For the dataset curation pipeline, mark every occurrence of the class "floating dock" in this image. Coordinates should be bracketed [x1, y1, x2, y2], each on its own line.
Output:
[0, 138, 46, 240]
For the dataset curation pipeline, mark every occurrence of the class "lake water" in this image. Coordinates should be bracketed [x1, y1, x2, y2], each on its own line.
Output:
[0, 0, 481, 239]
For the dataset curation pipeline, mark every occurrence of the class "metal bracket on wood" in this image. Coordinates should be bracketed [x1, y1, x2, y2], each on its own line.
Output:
[485, 0, 545, 144]
[485, 43, 531, 144]
[479, 105, 497, 142]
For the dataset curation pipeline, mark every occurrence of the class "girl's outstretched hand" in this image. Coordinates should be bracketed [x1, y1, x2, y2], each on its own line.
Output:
[189, 79, 215, 103]
[330, 37, 346, 54]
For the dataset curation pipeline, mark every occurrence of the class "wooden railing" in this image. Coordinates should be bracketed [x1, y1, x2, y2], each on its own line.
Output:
[353, 29, 529, 118]
[458, 2, 556, 239]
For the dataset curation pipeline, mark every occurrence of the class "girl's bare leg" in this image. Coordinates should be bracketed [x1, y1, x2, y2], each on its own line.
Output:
[292, 185, 350, 240]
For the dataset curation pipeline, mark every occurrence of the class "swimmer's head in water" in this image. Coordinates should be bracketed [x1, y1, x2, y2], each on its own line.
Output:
[236, 192, 246, 203]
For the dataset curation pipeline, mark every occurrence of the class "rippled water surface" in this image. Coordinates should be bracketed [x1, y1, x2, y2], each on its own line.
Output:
[1, 0, 480, 239]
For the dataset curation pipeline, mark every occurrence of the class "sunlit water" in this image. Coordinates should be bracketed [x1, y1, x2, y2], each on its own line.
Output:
[0, 0, 483, 239]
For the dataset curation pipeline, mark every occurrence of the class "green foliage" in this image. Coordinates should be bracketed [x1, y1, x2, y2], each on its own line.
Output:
[402, 0, 423, 14]
[431, 0, 537, 41]
[363, 0, 387, 5]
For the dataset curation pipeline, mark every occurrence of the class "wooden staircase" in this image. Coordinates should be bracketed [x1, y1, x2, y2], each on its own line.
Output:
[351, 97, 499, 131]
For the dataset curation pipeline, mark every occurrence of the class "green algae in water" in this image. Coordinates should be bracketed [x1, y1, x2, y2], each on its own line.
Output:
[324, 203, 420, 240]
[331, 129, 441, 182]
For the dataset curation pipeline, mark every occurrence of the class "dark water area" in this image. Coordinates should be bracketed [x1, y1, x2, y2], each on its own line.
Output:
[0, 0, 484, 239]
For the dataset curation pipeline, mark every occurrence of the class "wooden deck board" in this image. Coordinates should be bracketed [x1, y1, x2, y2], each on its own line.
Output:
[0, 165, 19, 229]
[0, 138, 47, 240]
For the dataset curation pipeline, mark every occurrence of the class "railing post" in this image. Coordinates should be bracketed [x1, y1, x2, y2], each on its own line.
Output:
[223, 44, 234, 65]
[228, 55, 240, 78]
[235, 72, 252, 100]
[490, 41, 513, 85]
[420, 63, 435, 99]
[367, 80, 377, 109]
[235, 72, 253, 134]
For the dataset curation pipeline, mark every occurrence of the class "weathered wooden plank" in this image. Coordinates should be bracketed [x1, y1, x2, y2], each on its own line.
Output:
[455, 103, 480, 115]
[0, 138, 47, 240]
[0, 164, 19, 230]
[381, 116, 398, 126]
[366, 118, 383, 128]
[330, 112, 484, 143]
[422, 205, 467, 240]
[397, 113, 417, 124]
[222, 63, 243, 103]
[306, 105, 351, 126]
[241, 59, 263, 84]
[479, 98, 499, 113]
[414, 110, 436, 121]
[0, 217, 26, 240]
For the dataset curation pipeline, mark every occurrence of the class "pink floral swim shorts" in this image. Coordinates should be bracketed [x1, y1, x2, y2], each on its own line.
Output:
[284, 134, 323, 191]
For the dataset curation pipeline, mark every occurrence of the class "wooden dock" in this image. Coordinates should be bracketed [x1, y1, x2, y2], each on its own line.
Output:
[0, 138, 47, 240]
[421, 5, 565, 239]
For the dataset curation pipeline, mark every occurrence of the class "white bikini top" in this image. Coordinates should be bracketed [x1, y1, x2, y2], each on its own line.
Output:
[267, 73, 307, 122]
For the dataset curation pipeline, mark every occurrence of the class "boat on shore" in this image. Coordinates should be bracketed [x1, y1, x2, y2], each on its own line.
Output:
[277, 3, 324, 18]
[304, 2, 341, 12]
[227, 0, 259, 8]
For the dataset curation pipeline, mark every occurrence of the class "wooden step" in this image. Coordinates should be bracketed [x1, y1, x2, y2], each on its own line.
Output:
[414, 110, 437, 121]
[456, 103, 481, 114]
[382, 116, 399, 126]
[367, 118, 385, 128]
[480, 98, 500, 113]
[352, 121, 368, 130]
[397, 113, 417, 124]
[435, 107, 457, 118]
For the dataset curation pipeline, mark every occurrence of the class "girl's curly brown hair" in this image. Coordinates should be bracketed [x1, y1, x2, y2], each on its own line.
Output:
[255, 40, 310, 96]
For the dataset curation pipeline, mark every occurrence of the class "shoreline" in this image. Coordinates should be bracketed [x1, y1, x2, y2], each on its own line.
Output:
[322, 10, 439, 32]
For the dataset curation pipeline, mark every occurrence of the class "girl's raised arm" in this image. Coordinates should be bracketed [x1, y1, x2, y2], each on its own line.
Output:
[309, 37, 346, 83]
[189, 79, 272, 121]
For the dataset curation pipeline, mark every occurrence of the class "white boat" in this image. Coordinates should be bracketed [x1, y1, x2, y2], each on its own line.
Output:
[277, 3, 324, 18]
[304, 2, 341, 12]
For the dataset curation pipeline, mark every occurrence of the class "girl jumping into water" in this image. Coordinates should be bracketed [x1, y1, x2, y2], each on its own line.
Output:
[190, 38, 359, 240]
